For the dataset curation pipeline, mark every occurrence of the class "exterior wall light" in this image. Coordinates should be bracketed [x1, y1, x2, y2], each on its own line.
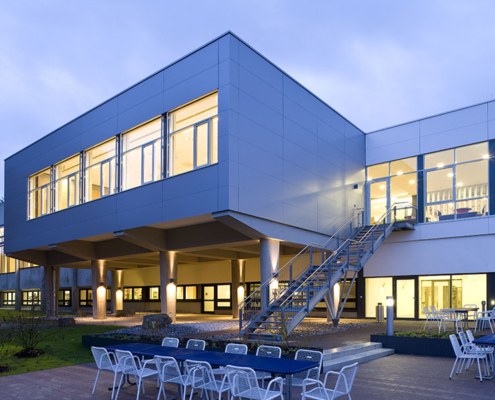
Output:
[386, 296, 394, 336]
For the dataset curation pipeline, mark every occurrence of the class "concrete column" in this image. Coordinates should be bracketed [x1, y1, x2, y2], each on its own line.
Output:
[91, 260, 108, 320]
[14, 261, 21, 311]
[42, 265, 54, 318]
[111, 270, 124, 313]
[260, 238, 280, 309]
[53, 267, 60, 317]
[71, 268, 79, 312]
[159, 251, 177, 322]
[231, 259, 246, 319]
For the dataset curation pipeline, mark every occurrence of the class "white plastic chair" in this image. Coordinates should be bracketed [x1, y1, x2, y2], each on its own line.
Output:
[422, 307, 432, 331]
[429, 306, 444, 332]
[440, 309, 461, 333]
[162, 337, 180, 348]
[449, 334, 488, 382]
[465, 330, 495, 369]
[186, 339, 206, 351]
[114, 350, 158, 400]
[185, 360, 230, 400]
[475, 311, 494, 333]
[213, 343, 248, 376]
[255, 345, 282, 387]
[91, 346, 122, 399]
[302, 362, 358, 400]
[226, 365, 283, 400]
[155, 355, 189, 400]
[283, 349, 323, 388]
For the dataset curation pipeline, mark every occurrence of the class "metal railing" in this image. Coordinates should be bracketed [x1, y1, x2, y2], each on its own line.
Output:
[238, 208, 365, 334]
[239, 202, 417, 338]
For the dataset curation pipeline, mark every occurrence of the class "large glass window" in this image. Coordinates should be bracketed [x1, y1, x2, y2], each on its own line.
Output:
[123, 287, 143, 301]
[58, 289, 71, 307]
[22, 290, 41, 306]
[85, 139, 117, 202]
[0, 245, 16, 274]
[425, 142, 488, 222]
[122, 119, 162, 190]
[419, 274, 486, 317]
[365, 277, 393, 318]
[2, 292, 15, 306]
[169, 93, 218, 176]
[28, 169, 51, 219]
[79, 289, 92, 307]
[367, 157, 418, 223]
[54, 155, 80, 211]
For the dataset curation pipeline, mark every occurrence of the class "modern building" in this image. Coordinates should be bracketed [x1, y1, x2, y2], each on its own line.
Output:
[1, 31, 494, 325]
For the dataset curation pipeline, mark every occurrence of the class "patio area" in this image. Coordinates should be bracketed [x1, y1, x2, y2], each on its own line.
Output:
[1, 353, 493, 400]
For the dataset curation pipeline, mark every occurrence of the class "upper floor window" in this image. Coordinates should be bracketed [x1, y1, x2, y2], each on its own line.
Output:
[122, 119, 162, 190]
[0, 227, 3, 244]
[425, 142, 489, 222]
[54, 155, 81, 211]
[169, 93, 218, 176]
[28, 169, 51, 219]
[85, 139, 117, 202]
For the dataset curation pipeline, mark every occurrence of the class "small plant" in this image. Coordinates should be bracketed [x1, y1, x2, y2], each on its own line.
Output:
[9, 294, 58, 357]
[0, 314, 14, 372]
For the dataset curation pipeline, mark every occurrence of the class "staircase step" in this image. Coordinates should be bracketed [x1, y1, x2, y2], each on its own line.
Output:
[322, 348, 395, 372]
[322, 342, 382, 361]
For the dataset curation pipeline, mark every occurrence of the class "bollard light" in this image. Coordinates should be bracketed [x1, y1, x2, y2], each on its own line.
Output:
[386, 296, 394, 336]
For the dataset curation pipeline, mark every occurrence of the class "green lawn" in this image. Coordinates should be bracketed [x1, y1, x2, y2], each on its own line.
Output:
[0, 325, 124, 376]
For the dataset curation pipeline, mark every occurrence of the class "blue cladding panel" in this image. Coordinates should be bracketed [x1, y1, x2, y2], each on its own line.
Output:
[80, 117, 118, 150]
[80, 98, 118, 132]
[238, 91, 283, 136]
[238, 43, 283, 92]
[489, 141, 495, 216]
[163, 42, 218, 91]
[118, 72, 164, 113]
[163, 66, 219, 112]
[239, 67, 283, 114]
[117, 93, 164, 133]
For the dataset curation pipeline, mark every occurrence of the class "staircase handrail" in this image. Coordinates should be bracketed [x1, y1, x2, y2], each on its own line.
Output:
[238, 208, 364, 310]
[278, 202, 417, 312]
[357, 202, 417, 244]
[277, 235, 353, 309]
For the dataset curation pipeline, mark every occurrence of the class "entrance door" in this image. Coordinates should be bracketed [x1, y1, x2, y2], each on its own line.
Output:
[369, 179, 389, 224]
[203, 285, 215, 313]
[396, 278, 415, 318]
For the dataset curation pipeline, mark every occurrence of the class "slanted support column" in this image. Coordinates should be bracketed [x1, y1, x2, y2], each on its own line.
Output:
[71, 269, 79, 312]
[14, 262, 21, 311]
[260, 238, 280, 310]
[42, 265, 54, 317]
[111, 270, 124, 313]
[231, 259, 246, 319]
[91, 260, 108, 320]
[160, 251, 177, 322]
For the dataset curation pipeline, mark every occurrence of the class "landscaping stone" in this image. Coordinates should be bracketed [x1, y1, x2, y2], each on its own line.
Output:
[76, 311, 86, 317]
[58, 317, 76, 327]
[115, 309, 136, 317]
[143, 314, 172, 330]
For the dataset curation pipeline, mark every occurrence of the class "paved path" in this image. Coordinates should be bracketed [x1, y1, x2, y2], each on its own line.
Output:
[1, 353, 494, 399]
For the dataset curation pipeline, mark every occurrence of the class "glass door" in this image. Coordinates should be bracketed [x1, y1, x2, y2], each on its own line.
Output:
[203, 285, 215, 313]
[395, 278, 415, 318]
[419, 276, 451, 317]
[369, 179, 389, 224]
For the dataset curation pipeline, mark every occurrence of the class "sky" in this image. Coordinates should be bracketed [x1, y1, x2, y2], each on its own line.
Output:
[1, 0, 495, 198]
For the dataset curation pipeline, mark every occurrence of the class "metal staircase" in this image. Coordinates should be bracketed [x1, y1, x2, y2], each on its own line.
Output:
[239, 203, 417, 341]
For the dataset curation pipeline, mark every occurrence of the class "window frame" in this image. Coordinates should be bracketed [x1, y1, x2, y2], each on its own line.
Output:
[167, 93, 218, 177]
[84, 138, 118, 202]
[424, 144, 489, 222]
[79, 288, 93, 307]
[123, 287, 144, 301]
[176, 285, 198, 301]
[28, 168, 52, 219]
[54, 154, 82, 212]
[58, 289, 72, 307]
[22, 290, 41, 306]
[2, 291, 15, 306]
[121, 118, 163, 191]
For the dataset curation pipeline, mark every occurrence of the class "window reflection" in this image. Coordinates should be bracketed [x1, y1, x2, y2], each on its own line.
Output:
[122, 119, 162, 190]
[169, 93, 218, 176]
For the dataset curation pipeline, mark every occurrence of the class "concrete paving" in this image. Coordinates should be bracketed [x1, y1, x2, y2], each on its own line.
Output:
[1, 353, 494, 399]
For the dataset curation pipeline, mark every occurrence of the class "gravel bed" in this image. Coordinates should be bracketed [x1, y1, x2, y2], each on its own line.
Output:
[102, 320, 238, 338]
[208, 320, 379, 341]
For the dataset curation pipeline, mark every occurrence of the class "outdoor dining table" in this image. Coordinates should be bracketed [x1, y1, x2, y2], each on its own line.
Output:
[106, 342, 319, 399]
[472, 334, 495, 379]
[442, 308, 478, 330]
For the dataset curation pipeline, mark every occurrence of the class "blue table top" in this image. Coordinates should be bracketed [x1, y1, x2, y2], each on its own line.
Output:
[106, 343, 318, 375]
[473, 334, 495, 345]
